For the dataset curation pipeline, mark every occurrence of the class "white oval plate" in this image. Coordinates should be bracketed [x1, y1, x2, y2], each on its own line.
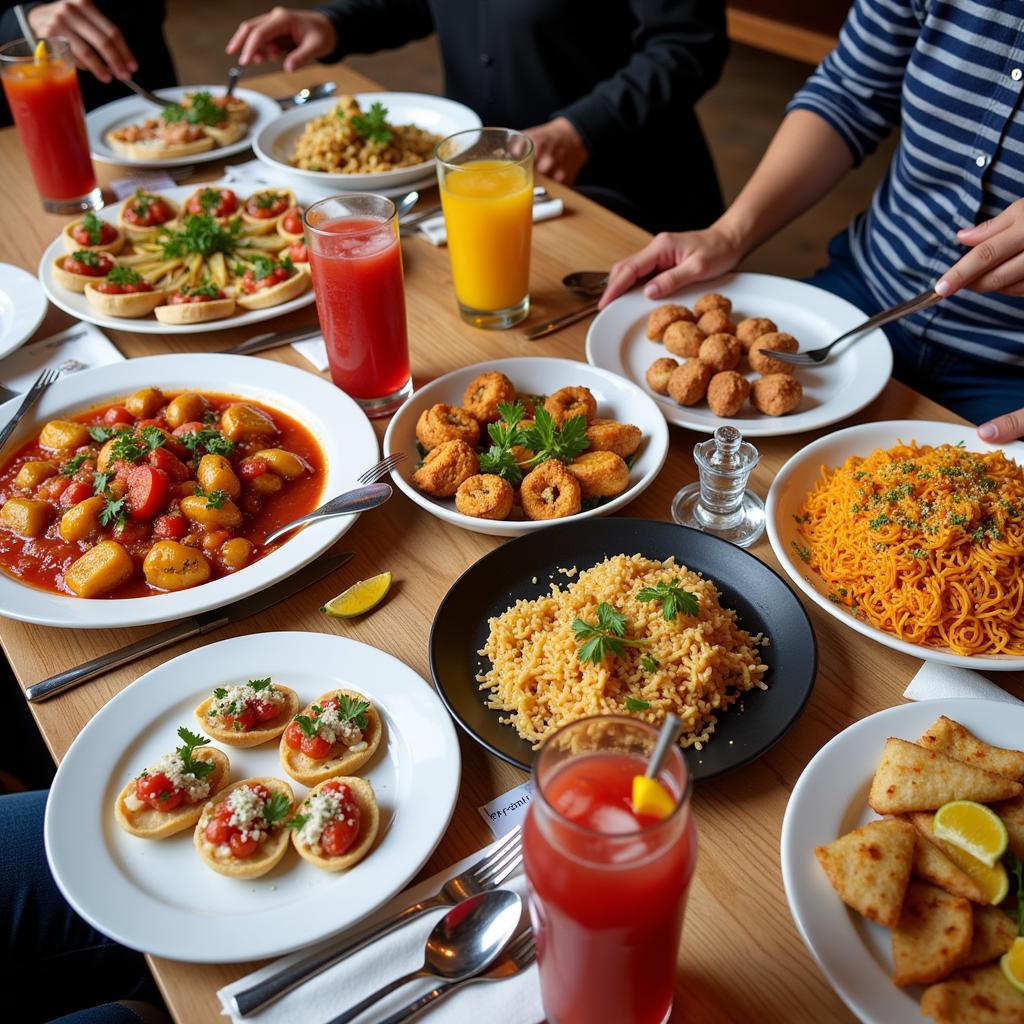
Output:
[383, 357, 670, 538]
[253, 91, 481, 193]
[38, 181, 317, 334]
[88, 86, 281, 168]
[766, 419, 1024, 670]
[0, 353, 377, 628]
[781, 697, 1024, 1024]
[44, 631, 461, 962]
[586, 273, 893, 437]
[0, 263, 47, 360]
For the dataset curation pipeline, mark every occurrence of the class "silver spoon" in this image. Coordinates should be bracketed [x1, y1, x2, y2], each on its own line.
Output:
[275, 82, 337, 108]
[523, 270, 608, 340]
[325, 890, 522, 1024]
[394, 190, 419, 220]
[261, 482, 391, 546]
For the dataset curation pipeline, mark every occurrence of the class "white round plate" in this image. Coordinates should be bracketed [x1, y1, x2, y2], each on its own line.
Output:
[253, 92, 481, 194]
[45, 631, 461, 962]
[586, 273, 893, 437]
[0, 263, 47, 359]
[38, 180, 317, 334]
[88, 86, 281, 168]
[781, 697, 1024, 1024]
[0, 353, 377, 628]
[767, 419, 1024, 670]
[382, 357, 670, 538]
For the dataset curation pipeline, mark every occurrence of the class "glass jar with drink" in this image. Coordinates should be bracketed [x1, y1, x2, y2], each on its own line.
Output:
[522, 715, 697, 1024]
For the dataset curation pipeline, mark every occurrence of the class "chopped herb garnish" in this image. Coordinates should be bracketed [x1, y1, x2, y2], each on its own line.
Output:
[162, 90, 224, 127]
[348, 101, 392, 144]
[248, 254, 278, 281]
[70, 249, 101, 267]
[868, 514, 892, 530]
[59, 453, 89, 477]
[639, 655, 659, 673]
[92, 471, 109, 496]
[624, 696, 651, 711]
[478, 401, 527, 485]
[88, 425, 117, 444]
[105, 265, 142, 286]
[81, 212, 104, 245]
[292, 714, 317, 739]
[520, 406, 589, 468]
[176, 726, 214, 779]
[262, 792, 292, 826]
[98, 495, 127, 529]
[194, 486, 227, 509]
[636, 578, 699, 620]
[572, 603, 650, 665]
[254, 191, 283, 210]
[790, 541, 810, 563]
[178, 426, 234, 464]
[336, 694, 370, 730]
[160, 214, 239, 259]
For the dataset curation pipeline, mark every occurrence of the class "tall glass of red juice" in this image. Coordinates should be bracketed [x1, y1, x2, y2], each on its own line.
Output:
[304, 194, 412, 417]
[0, 38, 100, 213]
[523, 716, 696, 1024]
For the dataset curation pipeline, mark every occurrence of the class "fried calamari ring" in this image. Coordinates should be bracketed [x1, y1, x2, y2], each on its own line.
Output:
[463, 371, 516, 424]
[567, 451, 629, 498]
[415, 404, 480, 450]
[520, 460, 582, 520]
[412, 439, 480, 497]
[543, 386, 597, 425]
[645, 357, 679, 395]
[455, 474, 514, 520]
[585, 418, 642, 459]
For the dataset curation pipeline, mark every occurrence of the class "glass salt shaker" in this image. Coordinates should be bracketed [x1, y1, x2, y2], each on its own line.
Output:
[671, 425, 765, 547]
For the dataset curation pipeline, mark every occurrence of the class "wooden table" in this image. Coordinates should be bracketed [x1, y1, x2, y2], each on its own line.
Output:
[2, 64, 1022, 1024]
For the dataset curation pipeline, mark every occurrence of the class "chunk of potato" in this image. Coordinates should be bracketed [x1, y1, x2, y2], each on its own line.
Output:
[59, 495, 106, 542]
[64, 540, 134, 597]
[180, 494, 242, 529]
[96, 438, 117, 472]
[196, 454, 241, 499]
[40, 420, 91, 450]
[14, 460, 58, 490]
[164, 392, 209, 429]
[252, 448, 309, 480]
[221, 403, 276, 443]
[0, 497, 51, 537]
[249, 472, 282, 496]
[124, 387, 164, 418]
[219, 537, 253, 570]
[143, 540, 211, 591]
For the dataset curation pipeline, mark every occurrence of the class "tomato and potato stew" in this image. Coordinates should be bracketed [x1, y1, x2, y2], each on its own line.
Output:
[0, 389, 324, 598]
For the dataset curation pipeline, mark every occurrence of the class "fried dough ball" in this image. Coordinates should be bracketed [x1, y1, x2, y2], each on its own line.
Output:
[751, 374, 803, 416]
[412, 440, 480, 497]
[645, 357, 679, 395]
[735, 317, 778, 351]
[667, 360, 712, 406]
[698, 333, 741, 373]
[707, 371, 752, 417]
[693, 292, 732, 316]
[748, 332, 799, 375]
[567, 451, 630, 499]
[455, 474, 514, 520]
[520, 460, 582, 520]
[544, 386, 597, 425]
[463, 371, 516, 424]
[585, 419, 642, 459]
[646, 304, 694, 340]
[663, 320, 705, 358]
[697, 309, 734, 335]
[415, 404, 480, 450]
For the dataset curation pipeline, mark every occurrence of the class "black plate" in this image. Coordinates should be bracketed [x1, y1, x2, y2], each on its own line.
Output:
[429, 518, 817, 782]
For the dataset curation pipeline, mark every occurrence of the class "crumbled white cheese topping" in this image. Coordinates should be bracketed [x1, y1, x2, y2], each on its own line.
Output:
[295, 790, 343, 849]
[210, 682, 283, 719]
[152, 751, 212, 801]
[315, 704, 362, 747]
[124, 792, 146, 812]
[226, 785, 269, 843]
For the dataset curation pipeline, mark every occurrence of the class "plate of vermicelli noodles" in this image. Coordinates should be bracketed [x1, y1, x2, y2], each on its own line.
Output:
[766, 420, 1024, 669]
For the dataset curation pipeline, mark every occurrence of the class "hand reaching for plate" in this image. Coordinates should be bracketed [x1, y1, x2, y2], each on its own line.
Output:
[28, 0, 137, 84]
[524, 117, 588, 186]
[226, 7, 337, 72]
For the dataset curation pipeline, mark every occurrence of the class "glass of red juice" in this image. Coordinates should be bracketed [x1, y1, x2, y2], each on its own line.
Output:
[523, 715, 696, 1024]
[0, 37, 101, 214]
[304, 194, 412, 417]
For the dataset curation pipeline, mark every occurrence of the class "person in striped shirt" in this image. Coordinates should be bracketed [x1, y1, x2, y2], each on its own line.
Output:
[601, 0, 1024, 443]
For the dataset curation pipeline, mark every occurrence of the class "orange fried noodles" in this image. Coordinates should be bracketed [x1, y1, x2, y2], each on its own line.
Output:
[795, 443, 1024, 656]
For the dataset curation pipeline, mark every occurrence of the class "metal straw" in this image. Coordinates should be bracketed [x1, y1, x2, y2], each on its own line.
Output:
[14, 6, 37, 48]
[645, 713, 683, 780]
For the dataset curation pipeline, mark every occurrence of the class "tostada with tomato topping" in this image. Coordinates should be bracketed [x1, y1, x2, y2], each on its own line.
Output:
[195, 677, 300, 747]
[241, 189, 296, 234]
[194, 777, 295, 879]
[280, 690, 382, 785]
[61, 212, 124, 255]
[117, 190, 179, 238]
[51, 249, 117, 293]
[277, 205, 305, 242]
[84, 266, 164, 318]
[235, 254, 308, 311]
[279, 237, 308, 266]
[290, 777, 379, 872]
[154, 281, 236, 325]
[114, 727, 230, 839]
[183, 186, 239, 223]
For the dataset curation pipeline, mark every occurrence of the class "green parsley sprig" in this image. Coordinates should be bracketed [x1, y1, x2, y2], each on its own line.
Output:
[160, 214, 239, 259]
[81, 212, 104, 245]
[572, 603, 650, 665]
[348, 101, 392, 144]
[193, 486, 228, 510]
[59, 453, 90, 478]
[262, 792, 293, 826]
[636, 578, 699, 621]
[176, 726, 215, 779]
[478, 401, 527, 485]
[519, 406, 589, 468]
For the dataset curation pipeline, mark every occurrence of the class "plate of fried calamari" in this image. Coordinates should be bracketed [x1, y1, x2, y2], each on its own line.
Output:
[382, 357, 669, 537]
[782, 699, 1024, 1024]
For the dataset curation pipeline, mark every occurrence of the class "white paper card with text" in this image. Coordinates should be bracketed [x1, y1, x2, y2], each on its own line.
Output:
[479, 780, 533, 837]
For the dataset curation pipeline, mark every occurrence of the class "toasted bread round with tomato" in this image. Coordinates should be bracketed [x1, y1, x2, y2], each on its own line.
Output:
[84, 283, 166, 318]
[106, 132, 215, 162]
[241, 189, 298, 234]
[195, 683, 299, 748]
[117, 196, 179, 239]
[234, 270, 310, 311]
[52, 254, 113, 293]
[279, 689, 383, 786]
[291, 777, 379, 872]
[114, 747, 230, 839]
[155, 296, 237, 325]
[61, 221, 125, 255]
[194, 777, 295, 879]
[203, 121, 246, 147]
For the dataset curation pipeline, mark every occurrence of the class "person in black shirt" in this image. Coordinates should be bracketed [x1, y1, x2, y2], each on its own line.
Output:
[227, 1, 728, 233]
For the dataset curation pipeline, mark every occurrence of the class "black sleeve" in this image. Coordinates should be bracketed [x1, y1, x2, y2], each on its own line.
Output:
[0, 3, 43, 45]
[554, 0, 727, 154]
[315, 0, 434, 62]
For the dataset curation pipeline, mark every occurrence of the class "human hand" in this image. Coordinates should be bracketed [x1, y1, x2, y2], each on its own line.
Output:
[226, 7, 337, 72]
[979, 407, 1024, 443]
[935, 198, 1024, 298]
[28, 0, 137, 84]
[524, 117, 588, 186]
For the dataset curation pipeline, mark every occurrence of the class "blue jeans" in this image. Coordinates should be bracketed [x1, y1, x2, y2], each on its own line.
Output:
[804, 231, 1024, 425]
[0, 791, 158, 1024]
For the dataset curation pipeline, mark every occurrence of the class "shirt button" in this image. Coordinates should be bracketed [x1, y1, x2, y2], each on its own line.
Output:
[1012, 68, 1023, 81]
[976, 154, 987, 167]
[480, 53, 493, 66]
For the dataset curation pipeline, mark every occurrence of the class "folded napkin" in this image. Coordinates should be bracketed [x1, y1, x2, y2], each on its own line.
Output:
[217, 839, 541, 1024]
[291, 334, 330, 374]
[221, 159, 276, 188]
[110, 172, 177, 201]
[0, 323, 123, 392]
[416, 198, 564, 247]
[903, 661, 1023, 705]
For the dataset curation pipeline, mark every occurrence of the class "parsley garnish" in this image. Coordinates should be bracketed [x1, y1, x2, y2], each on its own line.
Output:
[81, 212, 104, 245]
[348, 101, 392, 144]
[520, 406, 589, 468]
[262, 792, 292, 826]
[176, 726, 214, 779]
[105, 265, 142, 286]
[178, 427, 234, 462]
[639, 655, 659, 673]
[624, 696, 651, 710]
[292, 714, 317, 739]
[248, 254, 278, 281]
[129, 190, 153, 217]
[572, 603, 650, 665]
[109, 428, 146, 465]
[254, 191, 283, 210]
[140, 425, 166, 452]
[636, 578, 699, 620]
[196, 189, 222, 215]
[88, 425, 117, 444]
[162, 90, 224, 127]
[336, 694, 370, 731]
[92, 470, 110, 496]
[60, 453, 89, 477]
[478, 401, 527, 485]
[160, 214, 239, 259]
[249, 677, 272, 692]
[70, 249, 101, 267]
[284, 813, 308, 832]
[791, 541, 811, 563]
[98, 495, 127, 529]
[179, 280, 221, 299]
[194, 486, 227, 509]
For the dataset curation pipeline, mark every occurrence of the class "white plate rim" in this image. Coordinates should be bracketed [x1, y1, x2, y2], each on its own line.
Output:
[44, 631, 462, 962]
[382, 356, 670, 537]
[766, 419, 1024, 670]
[780, 696, 1024, 1024]
[0, 353, 378, 628]
[0, 263, 47, 359]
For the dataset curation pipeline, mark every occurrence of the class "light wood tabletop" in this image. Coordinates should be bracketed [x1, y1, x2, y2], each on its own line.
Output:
[1, 64, 1022, 1024]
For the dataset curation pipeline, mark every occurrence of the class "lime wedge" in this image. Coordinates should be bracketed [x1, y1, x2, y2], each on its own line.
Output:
[320, 571, 392, 618]
[1001, 937, 1024, 994]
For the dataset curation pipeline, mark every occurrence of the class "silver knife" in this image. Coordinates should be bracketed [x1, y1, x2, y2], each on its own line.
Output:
[24, 552, 353, 703]
[523, 298, 599, 340]
[224, 324, 321, 356]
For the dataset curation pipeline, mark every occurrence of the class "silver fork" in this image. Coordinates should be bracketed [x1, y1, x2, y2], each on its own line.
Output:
[376, 927, 537, 1024]
[230, 826, 523, 1017]
[357, 452, 405, 485]
[771, 287, 942, 366]
[0, 368, 58, 454]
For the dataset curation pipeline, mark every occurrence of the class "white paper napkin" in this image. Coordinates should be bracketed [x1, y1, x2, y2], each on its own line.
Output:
[217, 838, 541, 1024]
[291, 334, 330, 373]
[0, 323, 124, 393]
[416, 198, 564, 247]
[903, 661, 1023, 705]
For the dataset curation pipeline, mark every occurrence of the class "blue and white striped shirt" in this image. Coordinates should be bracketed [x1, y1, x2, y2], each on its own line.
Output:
[789, 0, 1024, 366]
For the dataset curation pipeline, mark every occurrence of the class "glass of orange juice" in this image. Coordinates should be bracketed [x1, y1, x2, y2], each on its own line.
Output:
[436, 128, 534, 329]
